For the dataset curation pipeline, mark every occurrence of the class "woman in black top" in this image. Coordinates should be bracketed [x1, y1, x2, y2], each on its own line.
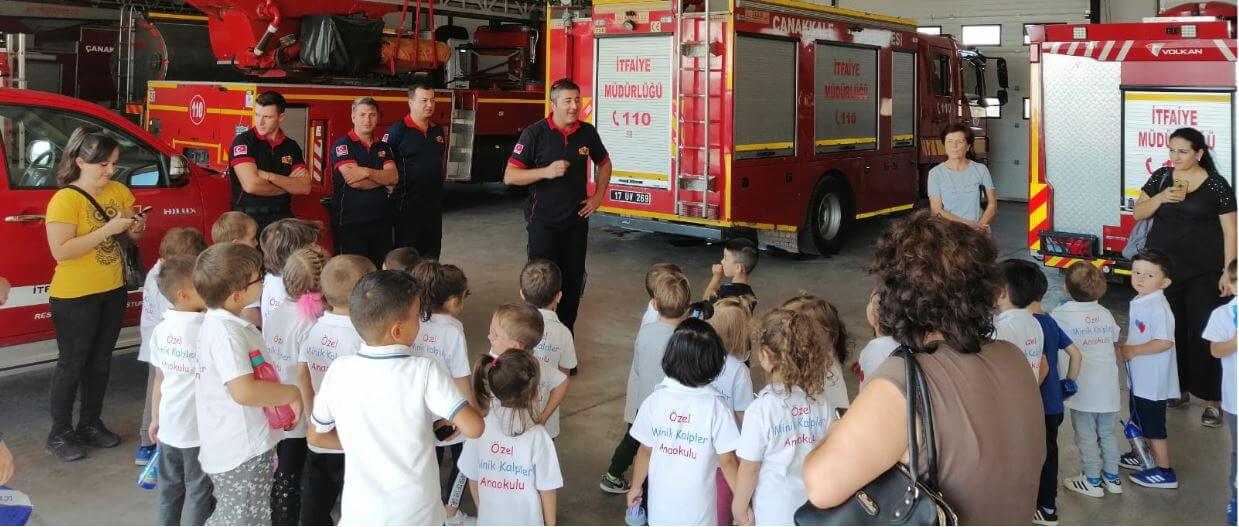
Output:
[1133, 127, 1236, 427]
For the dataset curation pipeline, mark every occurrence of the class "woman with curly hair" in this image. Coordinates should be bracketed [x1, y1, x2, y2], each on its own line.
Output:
[803, 210, 1044, 525]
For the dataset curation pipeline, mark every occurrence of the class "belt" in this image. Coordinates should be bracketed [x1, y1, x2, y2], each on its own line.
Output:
[234, 205, 291, 215]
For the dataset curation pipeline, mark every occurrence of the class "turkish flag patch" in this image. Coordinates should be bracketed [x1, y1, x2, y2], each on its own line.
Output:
[233, 144, 247, 156]
[513, 143, 524, 155]
[335, 145, 349, 157]
[381, 133, 390, 143]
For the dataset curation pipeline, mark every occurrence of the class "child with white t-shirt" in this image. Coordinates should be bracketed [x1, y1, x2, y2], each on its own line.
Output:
[308, 270, 484, 526]
[137, 227, 207, 465]
[1054, 263, 1124, 499]
[147, 257, 212, 526]
[409, 260, 477, 525]
[995, 259, 1049, 383]
[1118, 249, 1180, 490]
[210, 211, 259, 247]
[522, 260, 579, 376]
[262, 247, 327, 525]
[705, 297, 755, 525]
[241, 218, 320, 328]
[193, 243, 303, 526]
[602, 267, 691, 494]
[295, 254, 374, 526]
[1204, 260, 1237, 522]
[857, 290, 899, 389]
[782, 294, 851, 409]
[732, 308, 836, 526]
[460, 348, 564, 525]
[486, 304, 569, 437]
[627, 318, 741, 526]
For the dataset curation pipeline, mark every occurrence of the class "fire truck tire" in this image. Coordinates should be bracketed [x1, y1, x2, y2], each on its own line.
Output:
[802, 176, 853, 255]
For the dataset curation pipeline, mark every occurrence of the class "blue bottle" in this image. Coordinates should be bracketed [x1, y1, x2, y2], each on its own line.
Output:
[1122, 420, 1156, 470]
[137, 446, 160, 490]
[625, 497, 647, 526]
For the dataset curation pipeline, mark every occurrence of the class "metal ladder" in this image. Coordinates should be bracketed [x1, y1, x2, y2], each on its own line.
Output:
[673, 0, 720, 219]
[446, 91, 478, 182]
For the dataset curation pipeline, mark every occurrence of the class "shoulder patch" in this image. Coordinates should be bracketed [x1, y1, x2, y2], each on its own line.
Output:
[335, 144, 349, 157]
[233, 144, 248, 156]
[513, 143, 524, 155]
[381, 133, 390, 143]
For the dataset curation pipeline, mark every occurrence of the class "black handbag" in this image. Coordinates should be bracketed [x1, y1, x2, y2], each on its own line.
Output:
[794, 347, 958, 526]
[67, 185, 146, 291]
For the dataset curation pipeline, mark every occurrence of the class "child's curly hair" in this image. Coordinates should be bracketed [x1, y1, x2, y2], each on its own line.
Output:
[781, 293, 850, 368]
[751, 308, 830, 399]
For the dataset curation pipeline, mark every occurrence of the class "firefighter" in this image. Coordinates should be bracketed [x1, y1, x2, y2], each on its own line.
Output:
[330, 97, 399, 266]
[228, 90, 310, 234]
[384, 84, 447, 259]
[504, 78, 613, 332]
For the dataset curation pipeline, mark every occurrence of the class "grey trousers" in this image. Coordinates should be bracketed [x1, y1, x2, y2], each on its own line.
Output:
[157, 444, 215, 525]
[206, 449, 275, 526]
[140, 364, 156, 448]
[1070, 409, 1120, 479]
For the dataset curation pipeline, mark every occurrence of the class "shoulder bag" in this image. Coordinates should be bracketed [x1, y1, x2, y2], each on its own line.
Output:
[66, 185, 146, 291]
[1122, 169, 1173, 260]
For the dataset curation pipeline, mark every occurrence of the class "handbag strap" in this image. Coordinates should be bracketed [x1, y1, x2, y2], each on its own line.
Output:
[894, 346, 942, 491]
[914, 350, 941, 490]
[896, 347, 923, 487]
[65, 184, 113, 227]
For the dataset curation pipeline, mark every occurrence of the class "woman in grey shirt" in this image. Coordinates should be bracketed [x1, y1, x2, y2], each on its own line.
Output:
[928, 123, 998, 229]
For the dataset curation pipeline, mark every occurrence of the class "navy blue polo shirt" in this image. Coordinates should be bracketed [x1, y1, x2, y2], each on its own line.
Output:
[330, 130, 396, 226]
[228, 127, 305, 210]
[383, 115, 446, 206]
[507, 116, 609, 226]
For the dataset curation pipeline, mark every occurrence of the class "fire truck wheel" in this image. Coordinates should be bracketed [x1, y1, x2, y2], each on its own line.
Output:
[804, 176, 853, 255]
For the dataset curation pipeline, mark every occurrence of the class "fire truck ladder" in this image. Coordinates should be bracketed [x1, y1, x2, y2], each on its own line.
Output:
[673, 0, 721, 220]
[446, 91, 478, 182]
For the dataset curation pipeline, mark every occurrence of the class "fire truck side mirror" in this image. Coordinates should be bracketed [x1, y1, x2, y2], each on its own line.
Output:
[995, 58, 1009, 89]
[169, 154, 190, 182]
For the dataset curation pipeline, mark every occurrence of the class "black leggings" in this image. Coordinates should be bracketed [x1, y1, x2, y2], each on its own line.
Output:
[300, 450, 344, 526]
[272, 438, 307, 526]
[47, 287, 126, 436]
[1167, 272, 1229, 401]
[1037, 413, 1064, 510]
[436, 443, 464, 504]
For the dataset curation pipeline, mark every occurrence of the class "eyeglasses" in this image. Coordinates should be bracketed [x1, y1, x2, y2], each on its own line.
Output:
[245, 275, 264, 289]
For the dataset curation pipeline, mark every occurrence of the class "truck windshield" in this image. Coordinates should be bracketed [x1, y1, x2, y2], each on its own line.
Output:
[0, 105, 165, 190]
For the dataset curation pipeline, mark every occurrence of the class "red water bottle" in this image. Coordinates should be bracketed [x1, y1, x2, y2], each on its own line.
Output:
[249, 350, 296, 429]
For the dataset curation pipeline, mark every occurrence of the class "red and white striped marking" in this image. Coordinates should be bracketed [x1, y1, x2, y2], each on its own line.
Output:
[1042, 39, 1235, 61]
[311, 124, 324, 184]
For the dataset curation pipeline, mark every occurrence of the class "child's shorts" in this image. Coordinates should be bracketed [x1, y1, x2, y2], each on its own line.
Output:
[1132, 396, 1168, 440]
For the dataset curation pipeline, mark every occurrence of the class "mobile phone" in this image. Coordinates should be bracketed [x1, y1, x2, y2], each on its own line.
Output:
[1174, 178, 1188, 192]
[434, 423, 457, 441]
[134, 205, 153, 217]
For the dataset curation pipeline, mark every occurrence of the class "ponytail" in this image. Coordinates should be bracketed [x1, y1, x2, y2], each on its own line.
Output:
[1169, 127, 1221, 177]
[471, 349, 540, 436]
[57, 126, 121, 187]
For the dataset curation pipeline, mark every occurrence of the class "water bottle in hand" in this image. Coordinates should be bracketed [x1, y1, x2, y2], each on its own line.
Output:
[249, 351, 296, 429]
[136, 447, 160, 490]
[1122, 420, 1156, 471]
[625, 497, 647, 526]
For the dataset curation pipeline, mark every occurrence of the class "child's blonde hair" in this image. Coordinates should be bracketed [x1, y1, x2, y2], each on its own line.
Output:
[708, 297, 752, 360]
[493, 302, 545, 350]
[282, 247, 326, 299]
[751, 308, 830, 398]
[651, 270, 691, 318]
[782, 293, 850, 367]
[321, 255, 376, 310]
[260, 218, 320, 276]
[210, 211, 257, 244]
[159, 227, 208, 260]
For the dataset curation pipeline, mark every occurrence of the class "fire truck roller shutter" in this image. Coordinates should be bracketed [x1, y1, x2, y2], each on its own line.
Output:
[733, 35, 796, 160]
[891, 51, 916, 150]
[815, 43, 878, 154]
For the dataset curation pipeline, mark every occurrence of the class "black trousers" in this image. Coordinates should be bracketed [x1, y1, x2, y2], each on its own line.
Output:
[435, 443, 464, 502]
[395, 200, 443, 260]
[527, 220, 588, 332]
[1167, 272, 1229, 401]
[300, 450, 345, 526]
[335, 219, 392, 268]
[1037, 413, 1064, 510]
[606, 424, 640, 478]
[272, 437, 308, 526]
[48, 287, 127, 435]
[236, 207, 293, 238]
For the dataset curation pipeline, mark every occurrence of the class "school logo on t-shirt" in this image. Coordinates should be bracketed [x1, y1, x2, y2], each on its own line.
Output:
[1136, 320, 1147, 333]
[233, 144, 248, 156]
[513, 143, 524, 154]
[335, 144, 349, 157]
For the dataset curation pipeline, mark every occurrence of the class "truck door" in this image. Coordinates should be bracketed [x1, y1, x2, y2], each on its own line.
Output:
[0, 101, 203, 346]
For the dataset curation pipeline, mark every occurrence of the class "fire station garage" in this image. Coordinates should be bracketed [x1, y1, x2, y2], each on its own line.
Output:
[0, 0, 1235, 524]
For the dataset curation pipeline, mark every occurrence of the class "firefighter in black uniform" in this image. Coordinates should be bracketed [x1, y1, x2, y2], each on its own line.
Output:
[384, 84, 447, 259]
[504, 78, 613, 332]
[330, 96, 399, 266]
[228, 91, 310, 234]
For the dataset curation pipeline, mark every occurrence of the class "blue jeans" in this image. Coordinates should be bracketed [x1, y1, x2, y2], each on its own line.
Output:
[1070, 410, 1120, 479]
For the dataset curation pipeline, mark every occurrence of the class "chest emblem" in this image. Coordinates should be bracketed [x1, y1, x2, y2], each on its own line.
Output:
[578, 146, 589, 156]
[436, 135, 445, 144]
[379, 150, 387, 158]
[281, 155, 293, 165]
[1136, 320, 1147, 333]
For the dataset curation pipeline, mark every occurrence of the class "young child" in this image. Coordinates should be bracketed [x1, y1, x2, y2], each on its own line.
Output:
[243, 218, 320, 327]
[732, 308, 836, 526]
[782, 294, 851, 410]
[705, 297, 755, 525]
[1118, 249, 1180, 489]
[147, 257, 213, 526]
[995, 259, 1049, 382]
[523, 259, 579, 376]
[193, 243, 303, 526]
[703, 238, 759, 307]
[998, 260, 1082, 526]
[487, 303, 569, 439]
[409, 261, 477, 525]
[262, 247, 327, 525]
[1204, 260, 1237, 523]
[640, 263, 683, 327]
[460, 349, 564, 526]
[1054, 263, 1124, 499]
[627, 318, 741, 525]
[295, 254, 374, 526]
[307, 270, 484, 525]
[138, 227, 207, 464]
[210, 211, 259, 247]
[602, 268, 691, 494]
[382, 247, 421, 273]
[857, 290, 899, 389]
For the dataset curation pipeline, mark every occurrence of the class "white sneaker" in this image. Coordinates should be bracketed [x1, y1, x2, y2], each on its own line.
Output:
[445, 510, 477, 526]
[1062, 474, 1104, 498]
[1103, 477, 1123, 494]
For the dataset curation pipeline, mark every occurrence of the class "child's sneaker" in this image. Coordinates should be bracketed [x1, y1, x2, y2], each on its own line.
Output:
[134, 445, 156, 466]
[444, 510, 476, 526]
[1129, 467, 1179, 489]
[1118, 450, 1145, 470]
[600, 472, 631, 494]
[1102, 473, 1123, 494]
[1032, 507, 1059, 526]
[1062, 474, 1104, 498]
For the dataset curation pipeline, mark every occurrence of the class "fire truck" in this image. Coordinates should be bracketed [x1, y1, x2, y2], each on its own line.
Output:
[1027, 2, 1236, 277]
[547, 0, 1007, 254]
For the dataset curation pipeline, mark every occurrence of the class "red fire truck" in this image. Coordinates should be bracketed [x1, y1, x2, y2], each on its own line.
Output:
[1027, 2, 1236, 277]
[547, 0, 1006, 254]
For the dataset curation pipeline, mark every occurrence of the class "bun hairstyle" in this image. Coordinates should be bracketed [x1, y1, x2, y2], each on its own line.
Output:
[751, 308, 831, 398]
[409, 260, 469, 321]
[472, 348, 541, 436]
[58, 126, 121, 187]
[1169, 127, 1219, 176]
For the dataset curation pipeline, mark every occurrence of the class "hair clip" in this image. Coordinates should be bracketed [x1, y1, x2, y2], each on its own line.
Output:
[490, 356, 500, 366]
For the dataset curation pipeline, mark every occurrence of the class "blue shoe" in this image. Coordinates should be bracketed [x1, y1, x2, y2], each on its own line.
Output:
[1118, 450, 1145, 470]
[1226, 500, 1235, 525]
[1129, 467, 1178, 489]
[134, 445, 156, 466]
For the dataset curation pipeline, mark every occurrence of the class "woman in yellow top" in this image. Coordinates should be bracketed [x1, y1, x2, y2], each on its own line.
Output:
[44, 127, 147, 462]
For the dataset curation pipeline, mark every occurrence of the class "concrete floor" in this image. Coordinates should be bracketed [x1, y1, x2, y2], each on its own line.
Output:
[0, 184, 1230, 525]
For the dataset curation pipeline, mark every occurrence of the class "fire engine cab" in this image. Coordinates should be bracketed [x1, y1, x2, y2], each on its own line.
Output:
[548, 0, 1007, 254]
[1028, 2, 1237, 277]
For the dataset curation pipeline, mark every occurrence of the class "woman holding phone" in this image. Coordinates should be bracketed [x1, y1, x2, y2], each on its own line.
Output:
[1133, 126, 1236, 428]
[43, 126, 148, 461]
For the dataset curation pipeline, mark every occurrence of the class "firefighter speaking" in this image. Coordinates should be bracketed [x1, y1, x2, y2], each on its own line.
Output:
[504, 78, 614, 332]
[385, 84, 449, 260]
[228, 90, 311, 234]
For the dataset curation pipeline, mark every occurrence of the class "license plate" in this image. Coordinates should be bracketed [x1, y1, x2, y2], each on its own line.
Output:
[609, 189, 651, 205]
